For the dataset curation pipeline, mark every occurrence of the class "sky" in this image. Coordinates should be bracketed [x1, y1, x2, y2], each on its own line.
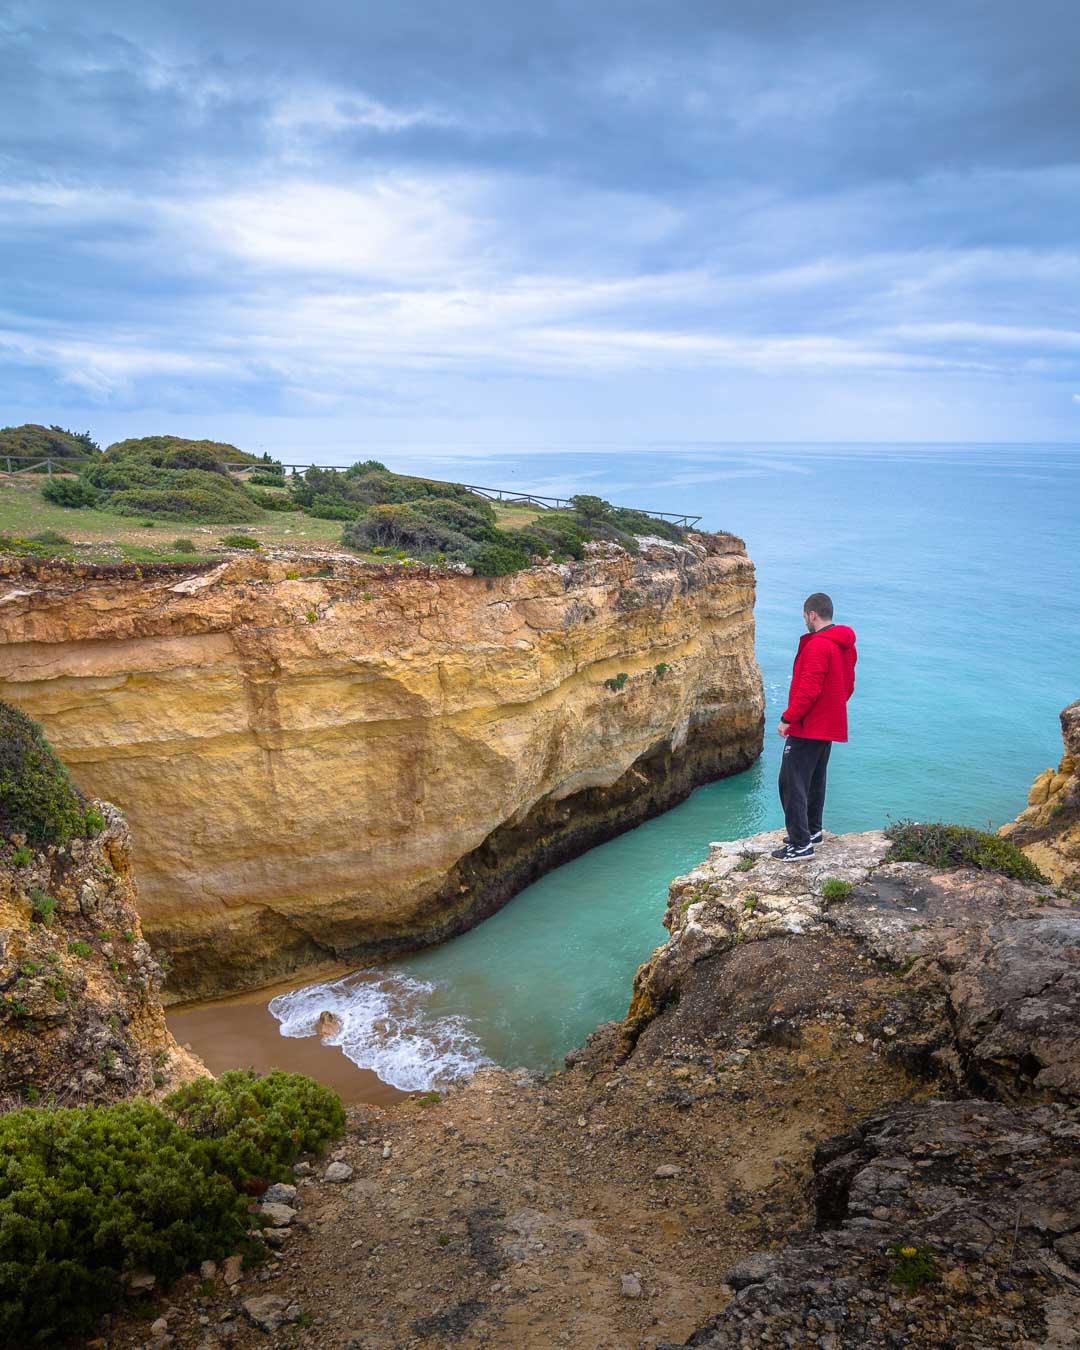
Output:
[2, 0, 1080, 454]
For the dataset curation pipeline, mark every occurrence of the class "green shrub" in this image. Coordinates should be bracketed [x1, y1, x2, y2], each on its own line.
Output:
[9, 845, 32, 867]
[108, 487, 258, 523]
[821, 878, 853, 901]
[470, 540, 530, 575]
[41, 476, 99, 508]
[220, 533, 261, 550]
[734, 854, 756, 872]
[888, 1242, 939, 1294]
[29, 887, 57, 925]
[83, 805, 105, 834]
[29, 529, 72, 547]
[0, 701, 87, 845]
[171, 537, 197, 553]
[0, 1100, 249, 1344]
[603, 672, 629, 692]
[571, 493, 612, 525]
[884, 821, 1048, 883]
[164, 1069, 345, 1185]
[248, 469, 285, 487]
[67, 940, 93, 958]
[308, 499, 360, 521]
[249, 488, 302, 512]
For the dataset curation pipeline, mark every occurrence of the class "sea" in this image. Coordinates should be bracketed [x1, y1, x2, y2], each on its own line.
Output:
[266, 443, 1080, 1091]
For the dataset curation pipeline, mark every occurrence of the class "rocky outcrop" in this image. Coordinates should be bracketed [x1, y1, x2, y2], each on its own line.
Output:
[0, 801, 203, 1106]
[0, 537, 763, 998]
[1002, 698, 1080, 890]
[622, 829, 1080, 1349]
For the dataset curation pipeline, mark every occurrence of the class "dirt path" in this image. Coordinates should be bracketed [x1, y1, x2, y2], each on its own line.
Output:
[105, 1031, 917, 1350]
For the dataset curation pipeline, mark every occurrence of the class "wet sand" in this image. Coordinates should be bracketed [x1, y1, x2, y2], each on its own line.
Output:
[167, 977, 409, 1107]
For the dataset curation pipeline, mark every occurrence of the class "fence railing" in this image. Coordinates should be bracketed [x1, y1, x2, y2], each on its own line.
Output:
[1, 455, 93, 475]
[223, 464, 703, 530]
[0, 453, 703, 529]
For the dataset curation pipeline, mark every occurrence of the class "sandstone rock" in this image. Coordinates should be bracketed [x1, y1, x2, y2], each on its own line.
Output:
[258, 1202, 297, 1226]
[199, 1260, 217, 1281]
[325, 1161, 354, 1183]
[262, 1182, 297, 1205]
[222, 1254, 243, 1285]
[0, 546, 763, 997]
[241, 1295, 291, 1332]
[127, 1270, 156, 1293]
[150, 1317, 168, 1335]
[620, 1273, 643, 1299]
[0, 802, 205, 1103]
[654, 1164, 680, 1178]
[1004, 698, 1080, 889]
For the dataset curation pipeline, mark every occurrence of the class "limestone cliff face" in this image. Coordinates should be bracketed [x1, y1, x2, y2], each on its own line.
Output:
[1000, 698, 1080, 888]
[0, 535, 763, 998]
[0, 802, 203, 1105]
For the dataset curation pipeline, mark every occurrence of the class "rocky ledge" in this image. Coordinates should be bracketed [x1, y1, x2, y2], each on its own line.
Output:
[0, 802, 203, 1107]
[617, 830, 1080, 1349]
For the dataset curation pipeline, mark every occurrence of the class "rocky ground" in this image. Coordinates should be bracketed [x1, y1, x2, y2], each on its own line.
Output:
[97, 828, 1079, 1349]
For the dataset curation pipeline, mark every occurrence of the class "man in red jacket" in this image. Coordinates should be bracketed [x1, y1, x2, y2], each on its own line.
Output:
[772, 592, 857, 861]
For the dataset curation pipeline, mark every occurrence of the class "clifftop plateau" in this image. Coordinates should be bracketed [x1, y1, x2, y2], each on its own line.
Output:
[0, 534, 763, 998]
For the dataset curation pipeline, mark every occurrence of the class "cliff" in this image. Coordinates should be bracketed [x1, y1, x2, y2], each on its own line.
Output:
[1001, 697, 1080, 889]
[101, 829, 1079, 1349]
[0, 801, 203, 1106]
[0, 535, 763, 998]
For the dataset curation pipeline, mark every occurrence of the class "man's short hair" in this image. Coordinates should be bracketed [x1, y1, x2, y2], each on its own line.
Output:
[804, 592, 833, 620]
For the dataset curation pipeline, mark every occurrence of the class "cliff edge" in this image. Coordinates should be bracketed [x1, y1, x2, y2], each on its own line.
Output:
[1, 800, 203, 1107]
[1002, 697, 1080, 890]
[0, 534, 763, 998]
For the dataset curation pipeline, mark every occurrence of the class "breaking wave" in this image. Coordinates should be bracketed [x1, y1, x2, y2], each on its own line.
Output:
[268, 971, 493, 1092]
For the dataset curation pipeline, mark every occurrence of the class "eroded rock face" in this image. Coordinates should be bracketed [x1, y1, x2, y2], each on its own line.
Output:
[0, 802, 204, 1106]
[628, 830, 1080, 1349]
[1003, 699, 1080, 890]
[0, 538, 764, 997]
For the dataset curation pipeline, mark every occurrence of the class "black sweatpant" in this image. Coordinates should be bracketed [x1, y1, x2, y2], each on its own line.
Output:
[778, 735, 832, 848]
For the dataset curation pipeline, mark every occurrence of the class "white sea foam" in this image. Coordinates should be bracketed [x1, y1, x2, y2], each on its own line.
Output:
[268, 972, 493, 1091]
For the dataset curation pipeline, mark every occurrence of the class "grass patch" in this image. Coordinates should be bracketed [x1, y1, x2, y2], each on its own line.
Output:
[821, 878, 853, 901]
[884, 821, 1048, 883]
[734, 854, 757, 873]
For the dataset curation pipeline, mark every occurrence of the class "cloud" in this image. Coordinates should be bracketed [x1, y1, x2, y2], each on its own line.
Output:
[2, 1, 1080, 441]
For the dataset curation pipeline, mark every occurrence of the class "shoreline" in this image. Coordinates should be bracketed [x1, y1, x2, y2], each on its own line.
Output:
[166, 971, 409, 1107]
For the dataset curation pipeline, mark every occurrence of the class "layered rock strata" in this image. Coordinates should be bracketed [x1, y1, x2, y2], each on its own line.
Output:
[0, 801, 204, 1106]
[618, 829, 1080, 1348]
[0, 537, 763, 997]
[1002, 698, 1080, 889]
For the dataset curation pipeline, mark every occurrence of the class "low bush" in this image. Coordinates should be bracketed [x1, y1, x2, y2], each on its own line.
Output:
[821, 878, 853, 901]
[220, 533, 261, 550]
[108, 487, 257, 523]
[884, 821, 1048, 883]
[0, 1101, 249, 1344]
[248, 488, 301, 512]
[248, 469, 286, 487]
[0, 701, 87, 846]
[308, 499, 361, 520]
[29, 529, 71, 547]
[163, 1069, 345, 1185]
[41, 476, 99, 508]
[171, 537, 197, 553]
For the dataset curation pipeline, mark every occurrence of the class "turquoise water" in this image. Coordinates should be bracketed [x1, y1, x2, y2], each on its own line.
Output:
[271, 444, 1080, 1088]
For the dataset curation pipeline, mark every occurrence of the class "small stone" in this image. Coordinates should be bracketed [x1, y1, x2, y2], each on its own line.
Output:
[199, 1259, 217, 1281]
[127, 1270, 156, 1293]
[325, 1161, 354, 1183]
[259, 1201, 297, 1226]
[381, 1144, 392, 1159]
[262, 1182, 297, 1206]
[654, 1164, 680, 1179]
[242, 1294, 290, 1333]
[223, 1254, 243, 1285]
[621, 1273, 643, 1299]
[853, 1032, 865, 1044]
[151, 1318, 168, 1335]
[293, 1160, 313, 1178]
[263, 1228, 290, 1248]
[577, 1116, 588, 1127]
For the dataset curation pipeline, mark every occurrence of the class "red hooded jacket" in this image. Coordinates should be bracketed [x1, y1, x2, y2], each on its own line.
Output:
[781, 624, 857, 742]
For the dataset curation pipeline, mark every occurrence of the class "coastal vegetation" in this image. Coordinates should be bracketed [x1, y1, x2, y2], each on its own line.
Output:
[884, 819, 1048, 882]
[0, 699, 91, 845]
[0, 422, 99, 461]
[0, 1072, 343, 1343]
[2, 431, 690, 572]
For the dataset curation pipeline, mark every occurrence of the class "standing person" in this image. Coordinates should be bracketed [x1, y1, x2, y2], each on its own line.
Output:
[772, 592, 857, 861]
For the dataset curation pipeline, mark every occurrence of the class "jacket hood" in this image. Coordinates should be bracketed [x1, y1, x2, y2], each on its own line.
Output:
[802, 624, 856, 649]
